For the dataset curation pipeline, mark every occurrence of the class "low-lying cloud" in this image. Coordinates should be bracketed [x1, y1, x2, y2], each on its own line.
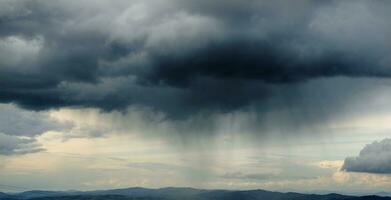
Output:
[342, 138, 391, 174]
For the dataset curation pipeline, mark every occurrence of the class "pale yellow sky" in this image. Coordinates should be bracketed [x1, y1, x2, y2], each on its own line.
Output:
[1, 104, 391, 193]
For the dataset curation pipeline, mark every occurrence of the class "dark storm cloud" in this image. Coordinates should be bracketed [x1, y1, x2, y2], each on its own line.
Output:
[342, 138, 391, 174]
[1, 0, 391, 118]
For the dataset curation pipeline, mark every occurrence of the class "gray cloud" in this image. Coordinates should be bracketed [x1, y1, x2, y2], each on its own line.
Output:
[0, 104, 71, 137]
[0, 0, 390, 119]
[342, 138, 391, 174]
[0, 103, 72, 155]
[0, 132, 43, 155]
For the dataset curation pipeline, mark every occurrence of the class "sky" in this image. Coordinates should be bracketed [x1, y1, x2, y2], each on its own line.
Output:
[1, 0, 391, 194]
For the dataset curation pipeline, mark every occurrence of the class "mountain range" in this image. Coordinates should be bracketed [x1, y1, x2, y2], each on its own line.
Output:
[1, 187, 391, 200]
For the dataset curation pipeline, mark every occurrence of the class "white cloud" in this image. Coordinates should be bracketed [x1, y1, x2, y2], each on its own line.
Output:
[316, 160, 343, 170]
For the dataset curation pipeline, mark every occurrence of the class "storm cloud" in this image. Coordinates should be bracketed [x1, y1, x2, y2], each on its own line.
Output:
[1, 0, 391, 118]
[342, 138, 391, 174]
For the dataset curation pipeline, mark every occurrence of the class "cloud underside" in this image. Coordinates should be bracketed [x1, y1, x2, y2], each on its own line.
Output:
[342, 138, 391, 174]
[0, 0, 390, 118]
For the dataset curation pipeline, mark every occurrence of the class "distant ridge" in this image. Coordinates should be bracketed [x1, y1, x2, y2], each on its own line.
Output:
[1, 187, 390, 200]
[0, 192, 10, 199]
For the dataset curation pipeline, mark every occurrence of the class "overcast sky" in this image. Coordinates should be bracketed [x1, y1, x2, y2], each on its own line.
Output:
[1, 0, 391, 194]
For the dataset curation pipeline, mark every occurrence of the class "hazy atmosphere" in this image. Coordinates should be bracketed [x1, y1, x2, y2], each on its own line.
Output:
[1, 0, 391, 195]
